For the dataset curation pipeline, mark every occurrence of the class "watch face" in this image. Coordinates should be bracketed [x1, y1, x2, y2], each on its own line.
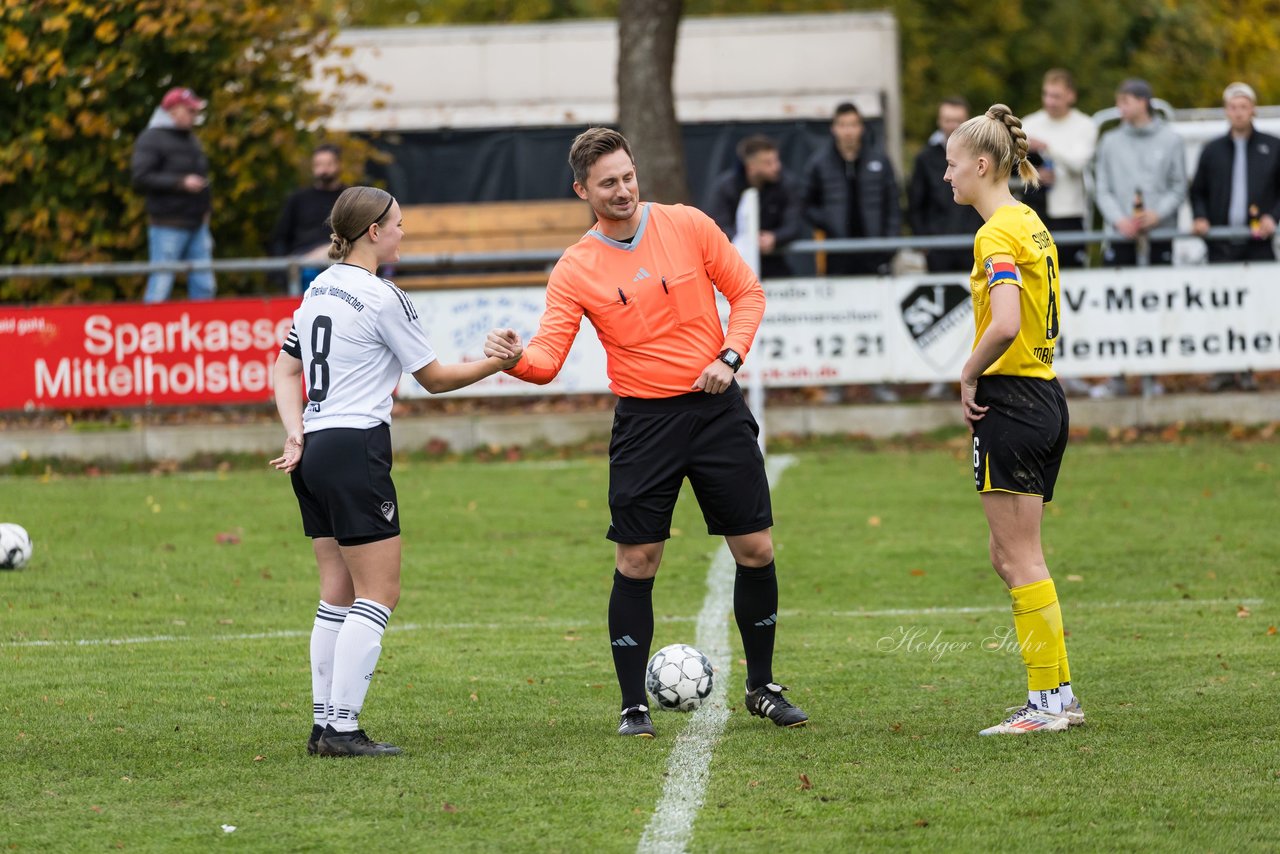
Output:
[719, 349, 741, 369]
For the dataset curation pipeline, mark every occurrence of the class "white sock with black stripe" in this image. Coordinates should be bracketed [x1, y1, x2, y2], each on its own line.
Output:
[310, 601, 351, 725]
[329, 598, 392, 733]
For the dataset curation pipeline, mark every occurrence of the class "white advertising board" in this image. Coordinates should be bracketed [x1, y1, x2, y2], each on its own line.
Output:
[397, 263, 1280, 396]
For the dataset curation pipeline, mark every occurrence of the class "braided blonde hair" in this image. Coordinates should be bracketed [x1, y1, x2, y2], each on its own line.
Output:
[951, 103, 1040, 190]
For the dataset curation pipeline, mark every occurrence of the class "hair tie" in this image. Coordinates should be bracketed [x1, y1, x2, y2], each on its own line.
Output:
[346, 197, 394, 242]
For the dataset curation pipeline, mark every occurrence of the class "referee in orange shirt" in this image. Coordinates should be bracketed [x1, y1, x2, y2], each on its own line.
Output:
[485, 128, 808, 737]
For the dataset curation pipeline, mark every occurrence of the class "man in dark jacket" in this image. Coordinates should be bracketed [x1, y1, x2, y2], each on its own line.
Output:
[705, 135, 805, 279]
[1190, 81, 1278, 392]
[268, 144, 347, 291]
[803, 102, 901, 276]
[1190, 81, 1280, 263]
[130, 87, 215, 302]
[908, 97, 986, 273]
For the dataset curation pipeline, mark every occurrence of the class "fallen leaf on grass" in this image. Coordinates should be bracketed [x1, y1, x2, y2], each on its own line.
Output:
[442, 803, 458, 813]
[1237, 605, 1251, 618]
[469, 693, 478, 702]
[909, 569, 925, 577]
[1065, 574, 1084, 582]
[253, 755, 264, 762]
[914, 819, 929, 828]
[867, 516, 881, 528]
[798, 773, 812, 791]
[1267, 626, 1277, 636]
[748, 780, 759, 788]
[214, 531, 241, 545]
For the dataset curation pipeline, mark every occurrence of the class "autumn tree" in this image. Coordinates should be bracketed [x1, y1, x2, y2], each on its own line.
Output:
[617, 0, 688, 204]
[0, 0, 368, 302]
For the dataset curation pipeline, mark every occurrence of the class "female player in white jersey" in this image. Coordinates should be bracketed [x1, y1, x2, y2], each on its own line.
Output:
[271, 186, 522, 756]
[945, 105, 1083, 735]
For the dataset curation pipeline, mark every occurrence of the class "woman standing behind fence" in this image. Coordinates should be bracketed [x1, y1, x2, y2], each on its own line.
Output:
[943, 105, 1083, 735]
[271, 186, 522, 756]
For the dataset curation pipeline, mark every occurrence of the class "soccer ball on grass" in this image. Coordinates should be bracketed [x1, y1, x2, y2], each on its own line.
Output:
[0, 523, 33, 570]
[645, 643, 713, 711]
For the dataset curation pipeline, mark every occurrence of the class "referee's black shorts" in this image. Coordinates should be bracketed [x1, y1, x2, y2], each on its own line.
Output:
[607, 383, 772, 543]
[291, 423, 400, 546]
[972, 374, 1069, 503]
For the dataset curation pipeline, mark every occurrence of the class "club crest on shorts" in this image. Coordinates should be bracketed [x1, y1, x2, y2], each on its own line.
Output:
[380, 501, 395, 522]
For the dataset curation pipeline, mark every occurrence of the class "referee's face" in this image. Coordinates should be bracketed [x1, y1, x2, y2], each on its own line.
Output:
[575, 149, 639, 223]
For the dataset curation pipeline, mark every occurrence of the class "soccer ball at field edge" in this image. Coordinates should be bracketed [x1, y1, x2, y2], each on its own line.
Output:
[0, 523, 33, 570]
[645, 643, 713, 712]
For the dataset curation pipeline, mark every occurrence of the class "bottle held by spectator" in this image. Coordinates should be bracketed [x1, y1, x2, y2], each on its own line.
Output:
[1132, 189, 1149, 265]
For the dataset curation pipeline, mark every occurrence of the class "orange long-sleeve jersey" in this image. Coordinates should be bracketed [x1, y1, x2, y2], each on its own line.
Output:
[508, 203, 765, 398]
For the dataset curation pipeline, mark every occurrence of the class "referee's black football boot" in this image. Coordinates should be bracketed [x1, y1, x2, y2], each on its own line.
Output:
[307, 724, 324, 755]
[618, 704, 656, 738]
[315, 725, 403, 757]
[744, 682, 809, 728]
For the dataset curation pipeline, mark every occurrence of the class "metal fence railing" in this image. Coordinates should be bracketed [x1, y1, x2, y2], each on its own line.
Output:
[0, 226, 1267, 296]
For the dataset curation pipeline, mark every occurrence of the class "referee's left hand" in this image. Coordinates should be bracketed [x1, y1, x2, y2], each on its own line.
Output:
[693, 359, 735, 394]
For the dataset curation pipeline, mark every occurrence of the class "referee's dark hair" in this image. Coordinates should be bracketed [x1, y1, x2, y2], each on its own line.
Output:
[569, 127, 634, 186]
[327, 186, 394, 261]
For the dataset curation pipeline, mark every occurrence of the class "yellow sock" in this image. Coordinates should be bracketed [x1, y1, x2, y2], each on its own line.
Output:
[1010, 579, 1064, 710]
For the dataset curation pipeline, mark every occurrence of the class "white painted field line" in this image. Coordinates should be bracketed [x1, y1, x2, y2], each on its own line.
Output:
[7, 597, 1263, 652]
[805, 597, 1266, 620]
[637, 454, 795, 854]
[1, 614, 697, 650]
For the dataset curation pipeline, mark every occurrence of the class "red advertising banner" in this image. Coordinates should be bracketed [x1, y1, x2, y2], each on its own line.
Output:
[0, 297, 298, 410]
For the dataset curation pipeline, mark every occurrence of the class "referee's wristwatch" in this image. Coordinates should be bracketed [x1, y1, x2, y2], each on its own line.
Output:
[717, 348, 743, 373]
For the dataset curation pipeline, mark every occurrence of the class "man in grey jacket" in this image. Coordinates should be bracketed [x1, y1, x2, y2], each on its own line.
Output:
[1093, 78, 1186, 267]
[803, 102, 900, 276]
[131, 87, 216, 302]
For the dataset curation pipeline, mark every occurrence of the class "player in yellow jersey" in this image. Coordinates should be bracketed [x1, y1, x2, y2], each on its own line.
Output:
[944, 104, 1082, 735]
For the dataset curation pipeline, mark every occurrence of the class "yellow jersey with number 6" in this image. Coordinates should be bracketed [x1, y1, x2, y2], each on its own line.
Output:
[969, 203, 1060, 380]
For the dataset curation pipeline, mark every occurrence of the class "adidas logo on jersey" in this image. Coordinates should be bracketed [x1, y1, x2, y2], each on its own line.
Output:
[632, 267, 651, 282]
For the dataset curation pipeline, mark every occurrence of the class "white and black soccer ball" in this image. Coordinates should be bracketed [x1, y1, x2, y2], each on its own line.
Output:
[0, 523, 33, 570]
[645, 643, 713, 712]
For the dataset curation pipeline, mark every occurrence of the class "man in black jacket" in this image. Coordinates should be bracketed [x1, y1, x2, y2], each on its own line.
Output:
[1190, 81, 1278, 392]
[1190, 81, 1280, 264]
[705, 135, 805, 279]
[131, 87, 215, 302]
[269, 144, 348, 292]
[803, 102, 901, 277]
[908, 97, 986, 273]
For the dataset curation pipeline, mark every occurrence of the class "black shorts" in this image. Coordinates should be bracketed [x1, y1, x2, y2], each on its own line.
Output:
[972, 374, 1069, 502]
[607, 383, 772, 543]
[291, 424, 400, 546]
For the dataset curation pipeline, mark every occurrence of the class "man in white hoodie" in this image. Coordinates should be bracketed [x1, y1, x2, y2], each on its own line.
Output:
[1093, 78, 1187, 267]
[1023, 69, 1097, 268]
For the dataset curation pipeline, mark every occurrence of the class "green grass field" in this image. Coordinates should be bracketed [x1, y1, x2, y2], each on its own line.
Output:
[3, 436, 1278, 852]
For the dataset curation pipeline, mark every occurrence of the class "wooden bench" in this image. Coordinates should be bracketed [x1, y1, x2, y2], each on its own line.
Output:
[394, 199, 593, 290]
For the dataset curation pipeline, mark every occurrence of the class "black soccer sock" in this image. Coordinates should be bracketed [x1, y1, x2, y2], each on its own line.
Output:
[608, 569, 655, 710]
[734, 560, 778, 691]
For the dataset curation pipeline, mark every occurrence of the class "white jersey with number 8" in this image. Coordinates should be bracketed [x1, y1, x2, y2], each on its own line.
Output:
[281, 263, 436, 433]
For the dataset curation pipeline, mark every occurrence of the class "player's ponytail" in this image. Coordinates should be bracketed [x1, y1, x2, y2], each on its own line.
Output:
[952, 103, 1040, 190]
[327, 186, 396, 261]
